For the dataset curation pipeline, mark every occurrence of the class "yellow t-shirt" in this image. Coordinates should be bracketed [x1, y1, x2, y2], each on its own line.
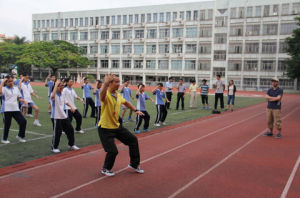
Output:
[98, 90, 126, 129]
[189, 84, 198, 92]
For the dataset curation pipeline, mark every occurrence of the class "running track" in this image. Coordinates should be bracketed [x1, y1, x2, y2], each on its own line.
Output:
[0, 95, 300, 198]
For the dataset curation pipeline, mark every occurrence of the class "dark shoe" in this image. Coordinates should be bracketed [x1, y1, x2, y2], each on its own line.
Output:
[275, 133, 281, 139]
[264, 131, 273, 136]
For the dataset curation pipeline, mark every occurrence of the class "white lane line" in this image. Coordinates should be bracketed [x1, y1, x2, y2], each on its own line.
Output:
[0, 128, 47, 136]
[280, 155, 300, 198]
[168, 106, 300, 198]
[0, 135, 52, 147]
[0, 102, 264, 179]
[51, 111, 265, 198]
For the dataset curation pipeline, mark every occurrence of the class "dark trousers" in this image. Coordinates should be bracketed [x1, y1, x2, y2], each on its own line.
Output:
[214, 93, 224, 109]
[201, 95, 208, 105]
[83, 97, 95, 118]
[176, 92, 184, 110]
[165, 92, 172, 109]
[155, 104, 168, 124]
[135, 111, 150, 131]
[2, 111, 27, 140]
[95, 106, 101, 126]
[66, 109, 82, 131]
[98, 126, 140, 170]
[28, 106, 33, 114]
[52, 119, 75, 149]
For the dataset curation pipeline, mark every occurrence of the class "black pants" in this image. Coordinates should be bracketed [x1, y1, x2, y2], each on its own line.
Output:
[98, 126, 140, 170]
[52, 119, 75, 149]
[2, 111, 27, 140]
[66, 109, 82, 131]
[95, 106, 101, 126]
[135, 111, 150, 131]
[176, 92, 184, 110]
[155, 104, 168, 124]
[201, 95, 208, 105]
[165, 92, 172, 109]
[28, 106, 33, 115]
[83, 97, 95, 118]
[214, 93, 224, 109]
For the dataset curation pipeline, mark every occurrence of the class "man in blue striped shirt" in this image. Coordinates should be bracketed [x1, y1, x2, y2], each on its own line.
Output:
[200, 79, 209, 109]
[153, 83, 169, 127]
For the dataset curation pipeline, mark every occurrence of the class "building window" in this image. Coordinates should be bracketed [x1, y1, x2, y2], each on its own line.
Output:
[56, 19, 59, 28]
[159, 13, 164, 23]
[230, 26, 243, 36]
[281, 4, 289, 16]
[111, 45, 120, 54]
[214, 33, 227, 44]
[134, 60, 143, 69]
[95, 17, 99, 25]
[172, 28, 183, 38]
[185, 44, 197, 54]
[228, 61, 242, 71]
[147, 29, 157, 39]
[51, 32, 58, 40]
[47, 20, 50, 27]
[278, 79, 294, 89]
[255, 6, 262, 17]
[198, 61, 210, 70]
[215, 17, 227, 27]
[186, 27, 197, 38]
[173, 12, 177, 21]
[198, 43, 211, 54]
[280, 23, 298, 35]
[61, 32, 68, 40]
[117, 15, 121, 24]
[100, 45, 109, 54]
[101, 31, 109, 40]
[146, 60, 156, 69]
[244, 60, 258, 71]
[123, 15, 127, 25]
[229, 43, 243, 54]
[159, 44, 169, 53]
[134, 45, 144, 54]
[238, 7, 245, 18]
[112, 31, 120, 40]
[146, 44, 156, 54]
[42, 20, 45, 28]
[70, 32, 78, 40]
[70, 18, 73, 27]
[90, 45, 98, 54]
[106, 16, 110, 25]
[199, 27, 212, 37]
[79, 18, 83, 27]
[292, 3, 300, 14]
[111, 60, 119, 68]
[135, 14, 139, 24]
[111, 16, 115, 25]
[158, 60, 169, 69]
[42, 32, 49, 41]
[172, 44, 183, 53]
[159, 28, 170, 38]
[278, 60, 287, 71]
[213, 67, 225, 77]
[261, 60, 275, 71]
[260, 78, 272, 88]
[33, 20, 36, 29]
[101, 60, 108, 68]
[273, 5, 279, 16]
[147, 13, 151, 22]
[245, 42, 259, 53]
[80, 45, 87, 54]
[51, 19, 54, 28]
[264, 5, 270, 17]
[85, 17, 88, 27]
[123, 60, 131, 68]
[166, 12, 171, 22]
[214, 50, 226, 61]
[129, 15, 133, 24]
[263, 24, 278, 35]
[186, 11, 191, 21]
[90, 31, 98, 40]
[246, 24, 260, 36]
[193, 10, 198, 20]
[171, 60, 182, 70]
[200, 10, 205, 21]
[141, 14, 145, 23]
[90, 17, 94, 26]
[247, 7, 253, 17]
[185, 60, 196, 70]
[180, 11, 184, 20]
[279, 41, 288, 53]
[135, 30, 144, 39]
[262, 42, 277, 54]
[123, 45, 132, 54]
[243, 78, 257, 88]
[123, 30, 132, 39]
[230, 8, 237, 18]
[153, 13, 158, 23]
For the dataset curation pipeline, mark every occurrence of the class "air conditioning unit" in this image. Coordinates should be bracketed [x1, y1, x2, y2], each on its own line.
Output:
[273, 12, 278, 16]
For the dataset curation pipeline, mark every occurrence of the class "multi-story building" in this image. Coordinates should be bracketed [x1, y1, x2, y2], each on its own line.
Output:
[32, 0, 300, 90]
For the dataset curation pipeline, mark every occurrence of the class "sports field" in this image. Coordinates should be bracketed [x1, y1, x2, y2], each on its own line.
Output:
[0, 85, 265, 168]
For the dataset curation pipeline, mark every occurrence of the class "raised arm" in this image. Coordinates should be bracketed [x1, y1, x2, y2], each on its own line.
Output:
[100, 73, 114, 102]
[44, 75, 50, 86]
[123, 100, 144, 116]
[51, 79, 61, 100]
[0, 78, 7, 95]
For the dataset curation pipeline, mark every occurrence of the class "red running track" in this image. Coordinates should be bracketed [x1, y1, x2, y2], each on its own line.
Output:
[0, 95, 299, 198]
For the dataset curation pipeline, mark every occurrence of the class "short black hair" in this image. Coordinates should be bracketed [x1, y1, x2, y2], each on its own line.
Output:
[123, 78, 129, 83]
[138, 83, 145, 88]
[83, 77, 88, 81]
[64, 78, 71, 83]
[216, 74, 221, 78]
[179, 79, 183, 81]
[157, 83, 163, 87]
[169, 77, 173, 80]
[202, 79, 207, 82]
[97, 80, 102, 84]
[191, 79, 196, 83]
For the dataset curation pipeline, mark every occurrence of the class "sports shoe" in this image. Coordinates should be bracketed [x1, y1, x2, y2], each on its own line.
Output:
[75, 130, 84, 134]
[16, 136, 26, 143]
[128, 164, 144, 174]
[263, 131, 273, 136]
[1, 139, 10, 144]
[154, 123, 160, 127]
[26, 114, 33, 118]
[122, 118, 126, 123]
[128, 117, 135, 122]
[33, 120, 42, 127]
[143, 128, 150, 132]
[52, 148, 61, 153]
[134, 130, 141, 134]
[70, 145, 80, 150]
[101, 168, 115, 176]
[275, 133, 282, 139]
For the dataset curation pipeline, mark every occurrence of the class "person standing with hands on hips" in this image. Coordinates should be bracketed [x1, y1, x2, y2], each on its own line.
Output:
[214, 75, 225, 111]
[165, 77, 173, 109]
[98, 73, 145, 176]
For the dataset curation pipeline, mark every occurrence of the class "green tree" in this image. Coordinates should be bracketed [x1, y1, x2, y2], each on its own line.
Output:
[4, 35, 28, 45]
[0, 42, 26, 73]
[17, 40, 91, 77]
[285, 17, 300, 80]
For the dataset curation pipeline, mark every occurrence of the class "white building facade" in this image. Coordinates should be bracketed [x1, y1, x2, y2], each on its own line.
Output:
[32, 0, 300, 90]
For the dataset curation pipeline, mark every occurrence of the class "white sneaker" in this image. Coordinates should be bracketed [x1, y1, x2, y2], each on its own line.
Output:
[1, 139, 10, 144]
[101, 168, 115, 176]
[27, 114, 34, 118]
[52, 148, 61, 153]
[128, 164, 144, 174]
[70, 145, 80, 151]
[33, 120, 42, 127]
[16, 136, 26, 143]
[154, 123, 160, 127]
[75, 130, 84, 134]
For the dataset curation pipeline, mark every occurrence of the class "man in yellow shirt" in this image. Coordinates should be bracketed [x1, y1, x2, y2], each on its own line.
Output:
[98, 73, 145, 176]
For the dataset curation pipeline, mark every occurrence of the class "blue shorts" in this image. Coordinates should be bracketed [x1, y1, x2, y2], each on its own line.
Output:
[22, 102, 35, 107]
[227, 95, 235, 105]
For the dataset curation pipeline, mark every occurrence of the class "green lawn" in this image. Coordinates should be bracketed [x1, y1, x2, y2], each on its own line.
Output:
[0, 85, 265, 168]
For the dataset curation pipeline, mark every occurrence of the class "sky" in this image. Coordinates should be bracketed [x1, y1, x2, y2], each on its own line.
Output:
[0, 0, 205, 41]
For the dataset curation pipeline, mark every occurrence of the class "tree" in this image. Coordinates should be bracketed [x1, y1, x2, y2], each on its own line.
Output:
[17, 41, 91, 77]
[285, 17, 300, 80]
[4, 35, 28, 45]
[0, 42, 26, 73]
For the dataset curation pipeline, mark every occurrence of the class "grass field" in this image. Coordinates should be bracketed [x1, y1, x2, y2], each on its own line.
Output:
[0, 85, 265, 168]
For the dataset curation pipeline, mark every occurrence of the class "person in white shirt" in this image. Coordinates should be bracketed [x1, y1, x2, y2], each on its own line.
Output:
[0, 76, 27, 144]
[19, 75, 42, 126]
[214, 75, 225, 110]
[51, 79, 80, 153]
[62, 78, 85, 133]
